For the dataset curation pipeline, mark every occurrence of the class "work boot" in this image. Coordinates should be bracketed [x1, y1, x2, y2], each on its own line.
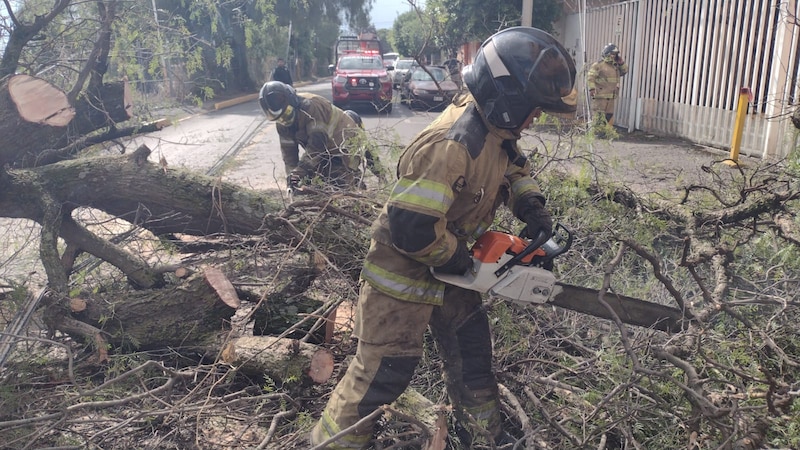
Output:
[310, 411, 372, 449]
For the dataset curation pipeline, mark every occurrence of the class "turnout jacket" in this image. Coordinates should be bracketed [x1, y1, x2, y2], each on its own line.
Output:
[586, 57, 628, 99]
[361, 94, 546, 305]
[276, 93, 360, 177]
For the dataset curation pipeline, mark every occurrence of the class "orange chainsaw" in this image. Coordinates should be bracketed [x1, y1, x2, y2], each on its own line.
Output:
[433, 223, 691, 332]
[433, 223, 572, 306]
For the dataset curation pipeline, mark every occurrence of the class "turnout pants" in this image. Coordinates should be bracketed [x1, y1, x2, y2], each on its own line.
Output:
[310, 282, 502, 449]
[591, 97, 616, 126]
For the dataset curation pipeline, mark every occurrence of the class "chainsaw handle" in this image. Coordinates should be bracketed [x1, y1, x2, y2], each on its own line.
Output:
[494, 229, 550, 277]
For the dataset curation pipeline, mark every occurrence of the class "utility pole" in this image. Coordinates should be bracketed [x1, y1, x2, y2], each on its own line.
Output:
[522, 0, 533, 27]
[150, 0, 172, 96]
[286, 20, 292, 61]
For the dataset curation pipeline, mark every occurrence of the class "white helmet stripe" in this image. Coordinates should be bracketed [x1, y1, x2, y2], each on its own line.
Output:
[483, 40, 510, 78]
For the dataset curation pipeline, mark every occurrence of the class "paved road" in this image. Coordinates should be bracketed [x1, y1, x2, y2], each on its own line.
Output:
[127, 81, 442, 191]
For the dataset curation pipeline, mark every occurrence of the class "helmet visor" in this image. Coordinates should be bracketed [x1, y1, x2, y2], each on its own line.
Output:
[263, 89, 290, 121]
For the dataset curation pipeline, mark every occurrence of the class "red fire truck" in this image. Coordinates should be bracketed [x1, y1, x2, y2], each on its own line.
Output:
[328, 33, 394, 113]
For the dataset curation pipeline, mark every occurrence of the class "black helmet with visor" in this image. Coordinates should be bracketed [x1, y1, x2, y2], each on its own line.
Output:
[259, 81, 299, 126]
[601, 43, 620, 58]
[462, 27, 577, 130]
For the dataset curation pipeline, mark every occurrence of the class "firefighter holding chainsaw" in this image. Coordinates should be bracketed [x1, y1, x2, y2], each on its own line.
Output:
[310, 27, 577, 449]
[259, 81, 384, 191]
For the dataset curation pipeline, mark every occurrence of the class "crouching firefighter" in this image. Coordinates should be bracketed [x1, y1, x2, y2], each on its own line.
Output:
[259, 81, 364, 190]
[310, 26, 577, 449]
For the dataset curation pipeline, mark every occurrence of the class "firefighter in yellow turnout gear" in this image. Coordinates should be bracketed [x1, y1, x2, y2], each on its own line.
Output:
[310, 27, 577, 449]
[586, 43, 628, 129]
[259, 81, 383, 190]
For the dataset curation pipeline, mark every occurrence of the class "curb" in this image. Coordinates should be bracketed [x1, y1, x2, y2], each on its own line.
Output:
[210, 79, 327, 111]
[213, 93, 259, 110]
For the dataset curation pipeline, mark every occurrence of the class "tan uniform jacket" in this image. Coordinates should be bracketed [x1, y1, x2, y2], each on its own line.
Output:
[361, 94, 545, 305]
[586, 58, 628, 100]
[276, 93, 360, 177]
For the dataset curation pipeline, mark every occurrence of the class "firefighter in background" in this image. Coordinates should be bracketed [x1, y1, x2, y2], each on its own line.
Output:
[259, 81, 370, 190]
[586, 43, 628, 129]
[310, 27, 577, 449]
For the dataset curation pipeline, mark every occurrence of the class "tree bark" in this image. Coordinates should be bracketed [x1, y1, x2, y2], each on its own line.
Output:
[0, 145, 286, 235]
[57, 273, 238, 350]
[70, 79, 132, 135]
[220, 336, 333, 383]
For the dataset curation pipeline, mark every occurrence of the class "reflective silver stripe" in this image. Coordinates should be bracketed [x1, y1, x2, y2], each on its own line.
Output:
[511, 177, 538, 195]
[362, 262, 444, 304]
[391, 179, 452, 215]
[317, 411, 370, 449]
[484, 40, 510, 78]
[280, 137, 296, 145]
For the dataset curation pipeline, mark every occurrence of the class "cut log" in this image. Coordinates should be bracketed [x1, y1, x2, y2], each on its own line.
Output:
[7, 74, 74, 126]
[220, 335, 333, 384]
[62, 274, 238, 350]
[204, 266, 241, 308]
[0, 74, 75, 167]
[0, 75, 134, 168]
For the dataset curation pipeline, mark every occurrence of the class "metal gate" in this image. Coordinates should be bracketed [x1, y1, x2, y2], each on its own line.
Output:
[560, 0, 800, 159]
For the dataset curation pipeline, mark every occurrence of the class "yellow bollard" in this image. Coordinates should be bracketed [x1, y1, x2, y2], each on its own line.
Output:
[725, 87, 752, 167]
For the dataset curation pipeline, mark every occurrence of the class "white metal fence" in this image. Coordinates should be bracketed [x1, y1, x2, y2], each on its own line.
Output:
[559, 0, 800, 159]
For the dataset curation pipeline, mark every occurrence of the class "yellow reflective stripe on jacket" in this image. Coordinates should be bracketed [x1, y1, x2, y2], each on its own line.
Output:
[362, 259, 444, 305]
[390, 177, 453, 215]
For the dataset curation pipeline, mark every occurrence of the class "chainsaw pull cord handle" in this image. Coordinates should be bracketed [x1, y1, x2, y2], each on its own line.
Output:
[493, 229, 550, 278]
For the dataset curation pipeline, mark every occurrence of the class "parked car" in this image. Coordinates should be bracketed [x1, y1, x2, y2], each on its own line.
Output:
[329, 54, 393, 113]
[390, 58, 416, 90]
[382, 52, 400, 69]
[399, 66, 460, 110]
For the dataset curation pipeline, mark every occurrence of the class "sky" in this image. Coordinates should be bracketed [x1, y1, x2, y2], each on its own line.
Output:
[370, 0, 424, 30]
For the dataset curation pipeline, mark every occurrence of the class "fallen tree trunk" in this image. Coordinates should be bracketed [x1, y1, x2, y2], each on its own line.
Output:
[0, 145, 286, 235]
[0, 74, 133, 168]
[0, 145, 290, 290]
[54, 273, 240, 350]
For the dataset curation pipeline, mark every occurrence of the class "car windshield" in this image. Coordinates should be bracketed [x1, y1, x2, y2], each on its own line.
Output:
[395, 60, 414, 70]
[412, 67, 447, 82]
[338, 56, 384, 70]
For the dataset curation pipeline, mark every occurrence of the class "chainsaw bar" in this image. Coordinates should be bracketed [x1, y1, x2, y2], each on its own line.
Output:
[549, 283, 691, 333]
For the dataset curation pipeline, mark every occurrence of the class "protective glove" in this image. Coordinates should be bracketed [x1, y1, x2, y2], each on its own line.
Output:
[287, 173, 301, 190]
[433, 241, 473, 275]
[521, 197, 553, 241]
